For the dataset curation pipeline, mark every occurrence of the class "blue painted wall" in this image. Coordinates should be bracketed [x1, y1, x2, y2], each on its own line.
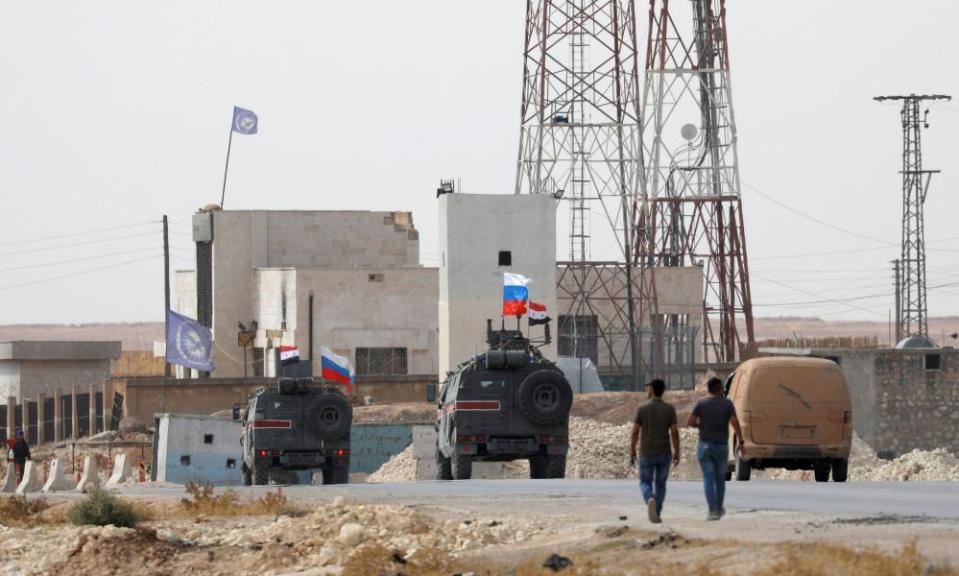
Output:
[350, 423, 413, 474]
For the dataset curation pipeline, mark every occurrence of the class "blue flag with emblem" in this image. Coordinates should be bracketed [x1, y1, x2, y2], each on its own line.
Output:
[166, 310, 215, 372]
[232, 106, 258, 135]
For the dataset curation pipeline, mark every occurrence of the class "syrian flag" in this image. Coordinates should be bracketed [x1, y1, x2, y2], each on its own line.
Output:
[279, 345, 300, 366]
[528, 301, 551, 326]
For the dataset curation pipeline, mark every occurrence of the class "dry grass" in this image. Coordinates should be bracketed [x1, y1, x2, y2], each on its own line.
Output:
[754, 542, 956, 576]
[0, 495, 50, 527]
[342, 542, 462, 576]
[177, 482, 296, 517]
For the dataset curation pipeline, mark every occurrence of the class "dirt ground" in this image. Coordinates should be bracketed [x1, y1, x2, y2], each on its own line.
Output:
[2, 486, 957, 576]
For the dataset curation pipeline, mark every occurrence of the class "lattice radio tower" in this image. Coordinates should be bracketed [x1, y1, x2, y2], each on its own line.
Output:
[874, 94, 951, 340]
[639, 0, 754, 362]
[515, 0, 651, 382]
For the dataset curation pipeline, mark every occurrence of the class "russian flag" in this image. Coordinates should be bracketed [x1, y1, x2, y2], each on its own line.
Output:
[503, 273, 531, 317]
[321, 346, 354, 394]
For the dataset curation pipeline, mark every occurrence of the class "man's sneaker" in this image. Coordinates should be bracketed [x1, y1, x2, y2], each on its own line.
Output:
[647, 498, 661, 524]
[719, 508, 726, 519]
[706, 510, 720, 521]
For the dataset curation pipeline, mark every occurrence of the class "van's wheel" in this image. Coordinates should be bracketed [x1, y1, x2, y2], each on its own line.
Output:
[735, 454, 751, 481]
[241, 464, 252, 486]
[831, 459, 848, 483]
[517, 370, 573, 425]
[253, 463, 269, 486]
[451, 451, 472, 480]
[529, 456, 547, 479]
[814, 465, 830, 482]
[321, 467, 333, 485]
[436, 449, 452, 480]
[307, 393, 352, 439]
[545, 455, 566, 479]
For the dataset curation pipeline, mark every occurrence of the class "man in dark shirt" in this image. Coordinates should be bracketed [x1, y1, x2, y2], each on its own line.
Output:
[12, 428, 30, 483]
[629, 379, 680, 524]
[688, 377, 744, 520]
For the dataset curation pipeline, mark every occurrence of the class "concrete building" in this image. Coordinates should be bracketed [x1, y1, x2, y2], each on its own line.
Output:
[759, 346, 959, 457]
[439, 193, 558, 378]
[0, 341, 121, 400]
[178, 210, 438, 379]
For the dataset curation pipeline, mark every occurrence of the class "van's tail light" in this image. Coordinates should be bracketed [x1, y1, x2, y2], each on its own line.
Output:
[457, 434, 472, 443]
[747, 411, 767, 424]
[827, 411, 851, 424]
[335, 449, 349, 456]
[257, 450, 281, 457]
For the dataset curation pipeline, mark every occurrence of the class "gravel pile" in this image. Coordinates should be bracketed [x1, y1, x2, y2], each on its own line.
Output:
[366, 416, 959, 483]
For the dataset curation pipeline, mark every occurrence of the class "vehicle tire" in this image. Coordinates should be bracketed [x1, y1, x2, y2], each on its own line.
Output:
[517, 370, 574, 425]
[242, 465, 252, 486]
[321, 467, 333, 485]
[529, 456, 547, 479]
[307, 393, 352, 439]
[545, 455, 566, 479]
[451, 451, 472, 480]
[253, 463, 269, 486]
[832, 459, 848, 483]
[331, 457, 350, 485]
[436, 449, 453, 481]
[735, 455, 751, 481]
[814, 465, 830, 483]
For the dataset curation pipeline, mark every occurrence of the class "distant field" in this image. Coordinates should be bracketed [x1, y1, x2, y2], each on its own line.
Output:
[1, 316, 957, 351]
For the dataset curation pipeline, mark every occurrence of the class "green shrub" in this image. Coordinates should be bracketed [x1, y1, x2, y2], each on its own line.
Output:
[67, 489, 141, 528]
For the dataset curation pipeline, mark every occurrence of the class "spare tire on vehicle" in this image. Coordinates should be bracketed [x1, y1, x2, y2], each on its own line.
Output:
[306, 393, 352, 438]
[517, 369, 573, 425]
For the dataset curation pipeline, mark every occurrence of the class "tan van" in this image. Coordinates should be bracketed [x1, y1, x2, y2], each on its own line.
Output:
[725, 357, 852, 482]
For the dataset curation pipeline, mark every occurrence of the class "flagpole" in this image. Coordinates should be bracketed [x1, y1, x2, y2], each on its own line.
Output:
[219, 120, 234, 209]
[163, 215, 171, 377]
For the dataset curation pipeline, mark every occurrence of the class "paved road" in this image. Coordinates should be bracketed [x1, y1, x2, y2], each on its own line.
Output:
[115, 479, 959, 520]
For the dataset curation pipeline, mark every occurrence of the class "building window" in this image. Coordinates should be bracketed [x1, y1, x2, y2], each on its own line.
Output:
[558, 315, 599, 365]
[925, 353, 942, 371]
[498, 251, 512, 266]
[368, 273, 384, 283]
[355, 347, 408, 375]
[226, 458, 236, 469]
[180, 455, 191, 466]
[204, 434, 214, 444]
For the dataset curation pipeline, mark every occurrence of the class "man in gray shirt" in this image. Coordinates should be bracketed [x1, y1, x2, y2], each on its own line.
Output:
[630, 379, 680, 524]
[688, 377, 744, 521]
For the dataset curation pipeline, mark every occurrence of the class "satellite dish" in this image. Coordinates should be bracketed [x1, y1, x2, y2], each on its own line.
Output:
[681, 123, 698, 141]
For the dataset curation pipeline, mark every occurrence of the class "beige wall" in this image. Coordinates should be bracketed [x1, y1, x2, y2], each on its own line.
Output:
[17, 359, 112, 399]
[439, 194, 558, 378]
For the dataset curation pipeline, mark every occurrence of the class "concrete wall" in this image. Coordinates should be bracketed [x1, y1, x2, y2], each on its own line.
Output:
[174, 270, 197, 319]
[0, 362, 19, 399]
[115, 375, 434, 425]
[295, 268, 438, 376]
[155, 414, 244, 485]
[439, 194, 557, 378]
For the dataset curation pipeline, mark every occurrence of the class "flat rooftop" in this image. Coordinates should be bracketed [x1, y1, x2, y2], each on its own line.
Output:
[0, 341, 122, 361]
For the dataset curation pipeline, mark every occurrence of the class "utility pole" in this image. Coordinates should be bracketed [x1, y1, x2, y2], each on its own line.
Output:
[893, 259, 901, 344]
[163, 215, 172, 377]
[875, 94, 951, 339]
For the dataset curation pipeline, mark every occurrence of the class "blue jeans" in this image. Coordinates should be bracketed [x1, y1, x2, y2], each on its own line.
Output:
[697, 441, 728, 513]
[638, 453, 671, 515]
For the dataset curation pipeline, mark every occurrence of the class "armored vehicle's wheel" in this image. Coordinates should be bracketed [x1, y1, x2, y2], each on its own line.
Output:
[529, 456, 547, 479]
[331, 458, 350, 485]
[517, 370, 573, 425]
[451, 451, 472, 480]
[831, 459, 848, 483]
[307, 394, 352, 438]
[545, 455, 566, 479]
[814, 465, 830, 482]
[735, 455, 751, 481]
[436, 449, 453, 480]
[253, 463, 269, 485]
[242, 465, 252, 486]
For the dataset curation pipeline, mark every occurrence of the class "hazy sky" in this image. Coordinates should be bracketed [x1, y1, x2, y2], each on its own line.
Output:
[2, 1, 959, 326]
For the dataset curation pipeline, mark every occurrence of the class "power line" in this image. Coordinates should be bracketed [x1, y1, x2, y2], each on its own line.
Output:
[0, 246, 158, 273]
[0, 231, 158, 258]
[742, 180, 896, 246]
[750, 245, 892, 261]
[751, 273, 887, 318]
[0, 221, 157, 248]
[0, 255, 161, 292]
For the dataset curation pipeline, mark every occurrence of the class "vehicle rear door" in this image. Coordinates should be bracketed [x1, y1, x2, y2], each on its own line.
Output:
[746, 366, 848, 446]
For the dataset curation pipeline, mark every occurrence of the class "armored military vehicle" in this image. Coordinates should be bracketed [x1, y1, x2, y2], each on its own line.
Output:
[435, 320, 573, 480]
[240, 377, 352, 485]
